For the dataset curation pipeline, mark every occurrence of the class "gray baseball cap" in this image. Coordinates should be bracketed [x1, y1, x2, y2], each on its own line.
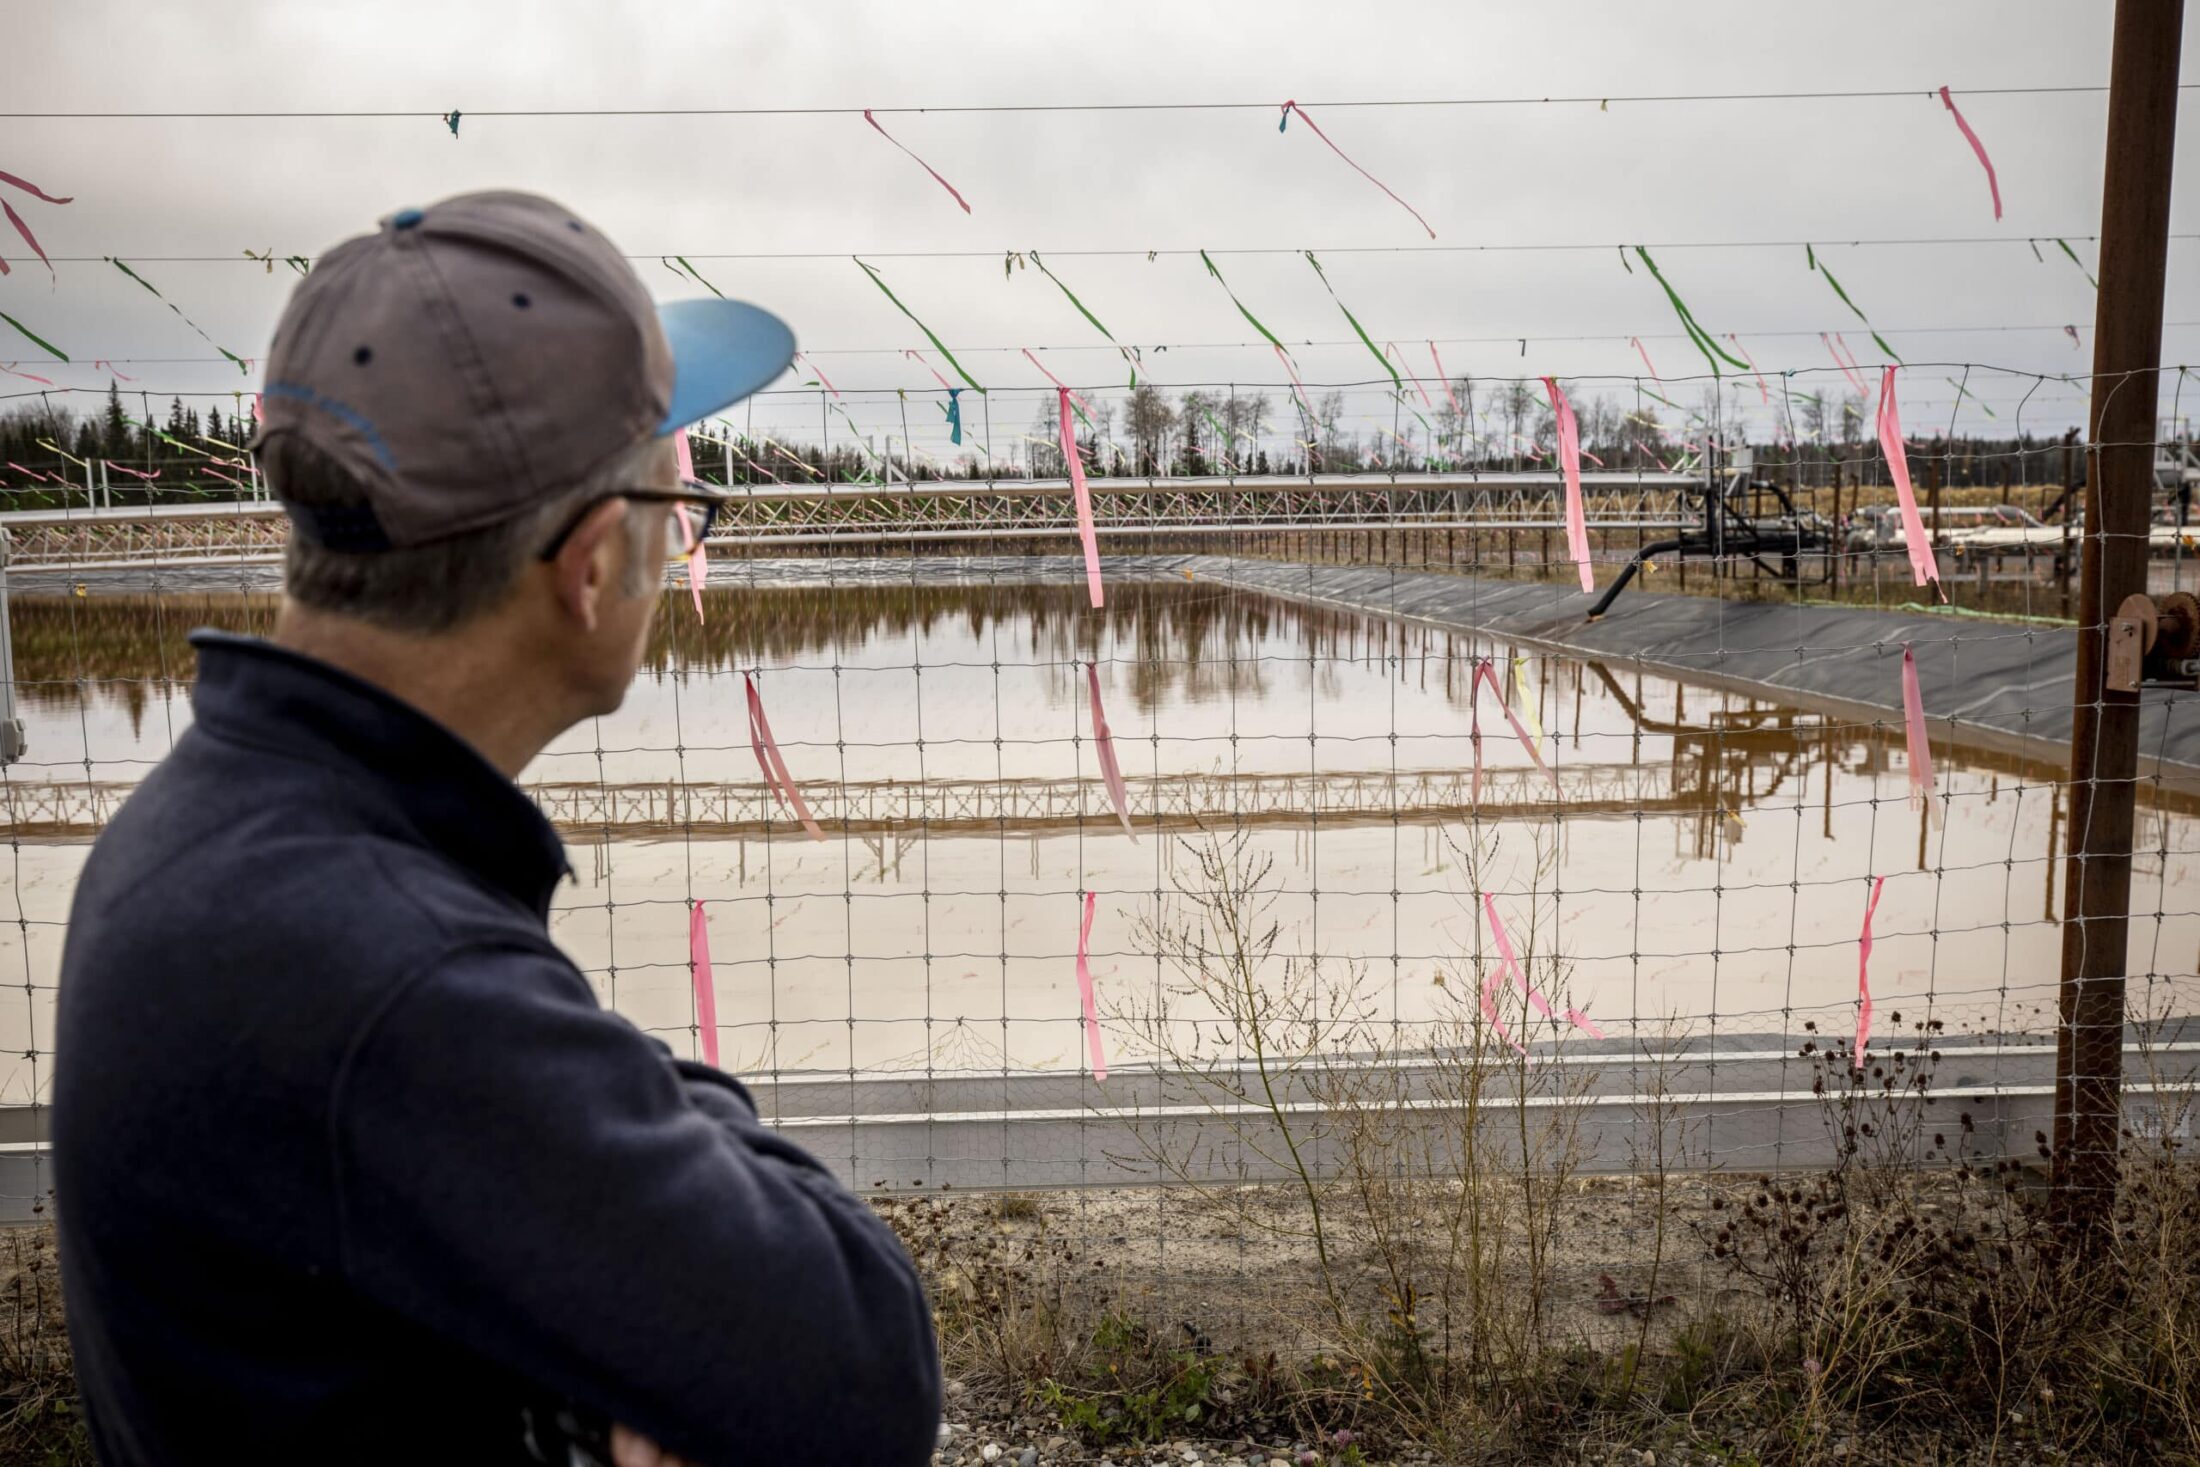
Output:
[250, 190, 795, 551]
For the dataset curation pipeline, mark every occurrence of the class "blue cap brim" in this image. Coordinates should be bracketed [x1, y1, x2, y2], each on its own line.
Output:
[655, 297, 797, 436]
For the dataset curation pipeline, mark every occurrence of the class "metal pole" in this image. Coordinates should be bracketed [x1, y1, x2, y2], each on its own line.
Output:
[2053, 0, 2183, 1233]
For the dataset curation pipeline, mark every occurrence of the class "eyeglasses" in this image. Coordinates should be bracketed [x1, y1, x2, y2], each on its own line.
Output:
[537, 489, 722, 563]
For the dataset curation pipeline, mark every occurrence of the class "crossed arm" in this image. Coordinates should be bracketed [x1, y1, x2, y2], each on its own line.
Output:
[332, 942, 942, 1466]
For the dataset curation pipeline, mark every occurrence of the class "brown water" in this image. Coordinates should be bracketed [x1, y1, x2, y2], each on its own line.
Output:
[1, 577, 2194, 1102]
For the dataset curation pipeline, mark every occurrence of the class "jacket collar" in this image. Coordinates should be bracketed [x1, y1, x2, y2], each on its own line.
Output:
[185, 630, 572, 917]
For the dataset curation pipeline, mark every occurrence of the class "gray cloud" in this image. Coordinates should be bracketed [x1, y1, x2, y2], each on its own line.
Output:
[7, 0, 2195, 457]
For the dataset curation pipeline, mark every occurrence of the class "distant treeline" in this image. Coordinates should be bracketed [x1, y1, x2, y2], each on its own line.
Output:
[0, 381, 2088, 513]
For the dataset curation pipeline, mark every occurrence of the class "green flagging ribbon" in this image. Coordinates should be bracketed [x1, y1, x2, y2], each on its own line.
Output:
[1631, 246, 1746, 377]
[1806, 245, 1901, 362]
[1945, 377, 1997, 419]
[1029, 251, 1135, 389]
[854, 258, 983, 392]
[106, 258, 249, 374]
[2056, 238, 2099, 290]
[0, 309, 65, 361]
[663, 256, 726, 299]
[1199, 250, 1290, 355]
[1304, 251, 1398, 389]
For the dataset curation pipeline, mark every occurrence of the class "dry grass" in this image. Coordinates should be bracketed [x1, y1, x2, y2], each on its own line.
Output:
[878, 832, 2200, 1463]
[0, 1228, 89, 1465]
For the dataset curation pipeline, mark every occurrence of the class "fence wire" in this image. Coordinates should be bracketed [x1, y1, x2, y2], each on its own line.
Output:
[1, 366, 2196, 1367]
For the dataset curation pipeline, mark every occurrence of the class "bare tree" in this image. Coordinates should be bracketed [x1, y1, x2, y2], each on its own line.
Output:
[1122, 385, 1176, 474]
[1178, 389, 1218, 470]
[1839, 391, 1867, 450]
[1025, 400, 1065, 477]
[1219, 391, 1274, 470]
[1503, 380, 1536, 468]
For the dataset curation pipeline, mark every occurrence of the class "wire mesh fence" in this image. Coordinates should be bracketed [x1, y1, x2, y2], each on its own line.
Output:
[2, 366, 2198, 1440]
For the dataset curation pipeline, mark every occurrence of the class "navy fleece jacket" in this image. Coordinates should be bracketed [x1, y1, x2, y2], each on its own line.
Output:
[53, 632, 940, 1465]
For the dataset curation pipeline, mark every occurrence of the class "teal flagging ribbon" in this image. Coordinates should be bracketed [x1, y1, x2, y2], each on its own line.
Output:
[944, 388, 964, 445]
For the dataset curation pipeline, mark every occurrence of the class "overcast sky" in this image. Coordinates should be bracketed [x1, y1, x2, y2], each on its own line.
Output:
[8, 0, 2199, 460]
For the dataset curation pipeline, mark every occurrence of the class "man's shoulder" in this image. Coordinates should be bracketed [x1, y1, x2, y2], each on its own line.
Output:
[63, 729, 558, 1021]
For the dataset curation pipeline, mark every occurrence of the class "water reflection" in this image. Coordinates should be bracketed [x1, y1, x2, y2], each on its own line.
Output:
[0, 578, 2193, 1095]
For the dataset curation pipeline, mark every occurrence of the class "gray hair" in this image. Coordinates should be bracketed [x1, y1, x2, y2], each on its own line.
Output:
[269, 438, 659, 634]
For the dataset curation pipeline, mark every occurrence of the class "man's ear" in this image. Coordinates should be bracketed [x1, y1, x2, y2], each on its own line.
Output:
[544, 497, 632, 633]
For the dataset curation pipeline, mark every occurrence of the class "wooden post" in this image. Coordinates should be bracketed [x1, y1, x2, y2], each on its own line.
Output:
[2054, 0, 2184, 1239]
[1832, 460, 1846, 599]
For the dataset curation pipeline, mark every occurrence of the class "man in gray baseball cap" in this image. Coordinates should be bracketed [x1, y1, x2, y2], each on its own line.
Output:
[53, 192, 941, 1466]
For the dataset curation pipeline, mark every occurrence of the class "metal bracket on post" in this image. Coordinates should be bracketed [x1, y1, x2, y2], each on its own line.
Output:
[2106, 591, 2200, 692]
[2107, 594, 2154, 692]
[0, 529, 25, 767]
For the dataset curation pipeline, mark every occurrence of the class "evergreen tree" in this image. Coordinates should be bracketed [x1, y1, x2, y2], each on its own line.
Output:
[103, 383, 128, 457]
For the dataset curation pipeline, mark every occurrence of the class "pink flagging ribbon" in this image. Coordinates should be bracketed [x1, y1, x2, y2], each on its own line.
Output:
[1386, 343, 1434, 407]
[1086, 662, 1136, 840]
[93, 359, 135, 382]
[743, 674, 826, 842]
[2064, 325, 2083, 350]
[1077, 891, 1108, 1082]
[6, 461, 53, 483]
[1476, 941, 1525, 1056]
[673, 429, 708, 622]
[1278, 101, 1436, 239]
[0, 170, 72, 206]
[1478, 981, 1523, 1055]
[1542, 377, 1593, 593]
[862, 109, 972, 214]
[1726, 334, 1770, 404]
[1822, 333, 1868, 395]
[689, 901, 720, 1067]
[1628, 336, 1662, 382]
[1481, 895, 1554, 1021]
[102, 461, 158, 482]
[1272, 343, 1317, 419]
[1938, 87, 2002, 222]
[1058, 388, 1105, 607]
[673, 490, 707, 624]
[1, 363, 54, 386]
[1486, 894, 1600, 1040]
[1877, 367, 1940, 590]
[1855, 876, 1887, 1071]
[1900, 642, 1936, 807]
[0, 167, 72, 280]
[904, 349, 954, 392]
[1473, 658, 1560, 795]
[1428, 342, 1462, 417]
[1024, 349, 1094, 418]
[796, 352, 841, 399]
